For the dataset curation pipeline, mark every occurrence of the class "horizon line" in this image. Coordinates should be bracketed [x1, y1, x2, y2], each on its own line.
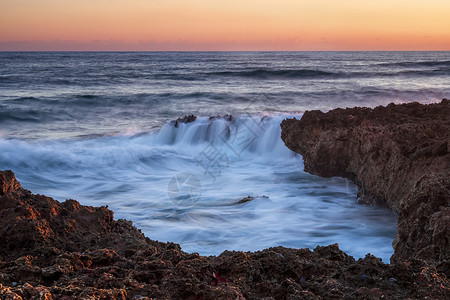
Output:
[1, 50, 449, 52]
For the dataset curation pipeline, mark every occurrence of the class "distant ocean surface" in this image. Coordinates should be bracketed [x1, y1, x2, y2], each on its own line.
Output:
[1, 51, 449, 262]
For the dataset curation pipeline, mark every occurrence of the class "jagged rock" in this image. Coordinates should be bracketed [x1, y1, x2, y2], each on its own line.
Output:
[237, 195, 269, 204]
[173, 115, 197, 128]
[237, 195, 255, 204]
[209, 114, 233, 121]
[0, 170, 449, 298]
[281, 99, 449, 271]
[0, 170, 22, 196]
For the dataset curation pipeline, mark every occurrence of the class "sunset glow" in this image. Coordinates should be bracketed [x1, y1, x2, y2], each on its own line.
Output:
[1, 0, 450, 51]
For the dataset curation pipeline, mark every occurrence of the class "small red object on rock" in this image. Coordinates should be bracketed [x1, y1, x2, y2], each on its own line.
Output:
[211, 271, 229, 286]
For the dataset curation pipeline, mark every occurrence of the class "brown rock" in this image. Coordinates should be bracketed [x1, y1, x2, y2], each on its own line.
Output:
[0, 170, 22, 196]
[281, 100, 450, 271]
[173, 114, 197, 128]
[1, 170, 449, 298]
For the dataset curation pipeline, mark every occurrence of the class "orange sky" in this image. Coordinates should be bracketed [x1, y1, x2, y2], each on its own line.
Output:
[1, 0, 449, 51]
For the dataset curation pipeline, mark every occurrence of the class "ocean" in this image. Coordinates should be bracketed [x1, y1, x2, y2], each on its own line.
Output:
[1, 51, 449, 262]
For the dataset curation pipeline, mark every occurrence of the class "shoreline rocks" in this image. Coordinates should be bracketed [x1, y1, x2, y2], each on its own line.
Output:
[1, 99, 449, 298]
[1, 170, 449, 298]
[281, 100, 449, 272]
[172, 115, 197, 128]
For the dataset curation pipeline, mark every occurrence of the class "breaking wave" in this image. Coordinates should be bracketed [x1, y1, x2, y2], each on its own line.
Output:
[0, 114, 397, 261]
[207, 69, 337, 79]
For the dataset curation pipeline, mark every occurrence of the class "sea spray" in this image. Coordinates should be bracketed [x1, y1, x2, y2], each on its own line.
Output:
[0, 115, 397, 261]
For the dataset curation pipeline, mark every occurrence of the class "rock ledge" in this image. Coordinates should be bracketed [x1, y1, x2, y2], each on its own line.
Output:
[281, 100, 449, 271]
[1, 170, 448, 299]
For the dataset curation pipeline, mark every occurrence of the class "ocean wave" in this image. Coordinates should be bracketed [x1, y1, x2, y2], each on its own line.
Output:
[0, 115, 296, 177]
[3, 96, 38, 102]
[207, 69, 338, 79]
[0, 114, 397, 261]
[348, 69, 450, 78]
[390, 69, 450, 76]
[134, 67, 450, 81]
[0, 104, 76, 124]
[75, 94, 99, 99]
[376, 60, 450, 68]
[0, 75, 15, 82]
[0, 109, 43, 123]
[153, 73, 202, 81]
[155, 115, 296, 156]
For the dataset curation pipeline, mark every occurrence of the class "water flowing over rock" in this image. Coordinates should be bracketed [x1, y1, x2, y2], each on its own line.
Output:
[1, 170, 449, 299]
[281, 99, 449, 274]
[172, 114, 197, 128]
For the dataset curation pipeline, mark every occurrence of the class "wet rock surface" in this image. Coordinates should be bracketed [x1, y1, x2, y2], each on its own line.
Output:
[172, 115, 197, 128]
[281, 100, 450, 274]
[1, 170, 449, 299]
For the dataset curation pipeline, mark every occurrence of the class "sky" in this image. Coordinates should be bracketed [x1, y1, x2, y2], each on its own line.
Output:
[1, 0, 450, 51]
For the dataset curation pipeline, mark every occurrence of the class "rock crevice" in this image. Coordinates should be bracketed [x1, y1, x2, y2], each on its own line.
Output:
[281, 100, 449, 269]
[1, 170, 448, 298]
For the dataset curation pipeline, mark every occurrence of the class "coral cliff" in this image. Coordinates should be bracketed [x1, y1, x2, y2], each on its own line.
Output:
[1, 170, 448, 299]
[281, 100, 449, 272]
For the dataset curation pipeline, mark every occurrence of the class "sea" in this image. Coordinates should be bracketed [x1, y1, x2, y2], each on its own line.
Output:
[1, 51, 449, 262]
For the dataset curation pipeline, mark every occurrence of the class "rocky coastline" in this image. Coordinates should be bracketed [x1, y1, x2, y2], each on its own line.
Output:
[0, 100, 449, 299]
[281, 100, 449, 273]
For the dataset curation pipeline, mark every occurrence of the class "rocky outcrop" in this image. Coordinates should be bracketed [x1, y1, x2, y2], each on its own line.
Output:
[171, 114, 234, 128]
[281, 100, 449, 273]
[1, 170, 448, 299]
[173, 115, 197, 128]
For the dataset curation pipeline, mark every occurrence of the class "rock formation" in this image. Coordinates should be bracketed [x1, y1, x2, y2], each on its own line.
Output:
[0, 170, 448, 299]
[281, 99, 449, 275]
[173, 115, 197, 128]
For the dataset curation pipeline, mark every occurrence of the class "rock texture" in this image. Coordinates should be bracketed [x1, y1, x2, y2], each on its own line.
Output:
[281, 100, 449, 274]
[173, 115, 197, 128]
[1, 170, 449, 299]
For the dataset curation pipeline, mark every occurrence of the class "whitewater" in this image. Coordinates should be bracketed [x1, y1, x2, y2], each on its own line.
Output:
[1, 51, 449, 262]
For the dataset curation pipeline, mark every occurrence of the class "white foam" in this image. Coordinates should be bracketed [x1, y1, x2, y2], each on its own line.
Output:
[0, 114, 397, 262]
